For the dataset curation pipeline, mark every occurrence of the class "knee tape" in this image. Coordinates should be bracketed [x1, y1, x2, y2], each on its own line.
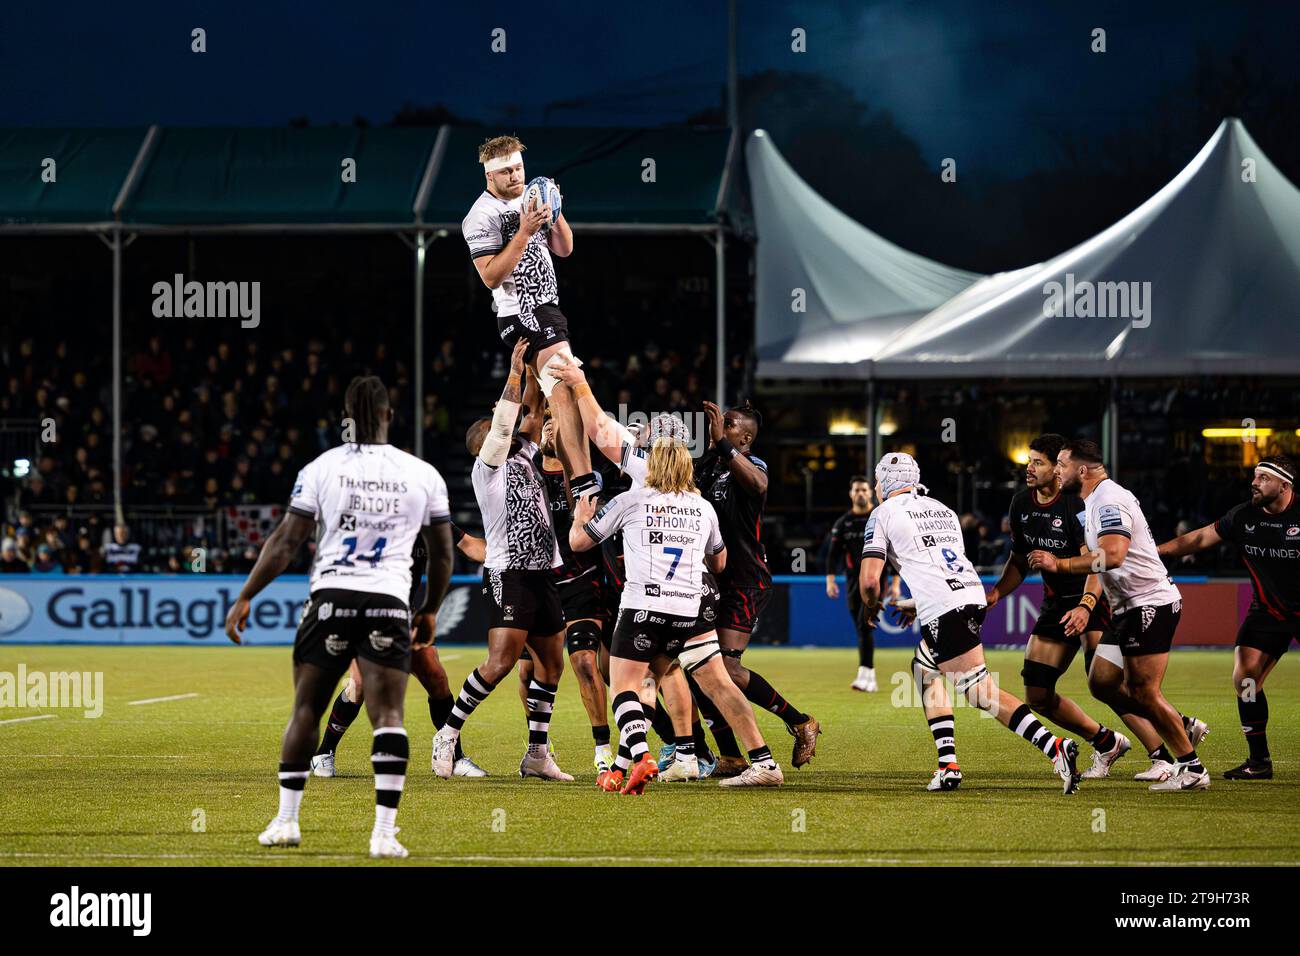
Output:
[538, 346, 581, 398]
[679, 637, 721, 674]
[565, 619, 602, 655]
[953, 666, 989, 696]
[720, 646, 745, 660]
[1021, 659, 1064, 691]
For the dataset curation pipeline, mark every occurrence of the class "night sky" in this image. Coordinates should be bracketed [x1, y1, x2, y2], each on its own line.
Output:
[3, 0, 1294, 176]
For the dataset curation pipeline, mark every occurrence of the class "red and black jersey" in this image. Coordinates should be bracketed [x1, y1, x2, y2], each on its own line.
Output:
[827, 509, 872, 581]
[1008, 486, 1090, 603]
[1215, 497, 1300, 621]
[540, 465, 605, 588]
[695, 449, 771, 590]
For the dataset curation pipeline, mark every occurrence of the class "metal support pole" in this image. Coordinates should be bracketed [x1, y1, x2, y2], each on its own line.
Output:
[715, 225, 726, 407]
[414, 231, 427, 458]
[866, 379, 877, 471]
[112, 228, 123, 525]
[1107, 378, 1119, 479]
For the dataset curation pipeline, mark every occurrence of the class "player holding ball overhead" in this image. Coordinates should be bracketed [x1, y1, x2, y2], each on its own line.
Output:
[461, 135, 599, 501]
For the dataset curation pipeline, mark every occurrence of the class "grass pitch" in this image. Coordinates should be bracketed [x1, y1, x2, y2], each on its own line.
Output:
[1, 645, 1297, 866]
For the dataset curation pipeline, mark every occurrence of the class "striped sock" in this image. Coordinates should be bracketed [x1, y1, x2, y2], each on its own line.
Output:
[371, 727, 408, 837]
[446, 668, 500, 732]
[615, 742, 632, 772]
[928, 715, 957, 767]
[1175, 748, 1204, 774]
[675, 735, 696, 758]
[614, 691, 650, 763]
[1089, 725, 1116, 753]
[748, 745, 775, 768]
[1010, 704, 1058, 757]
[526, 680, 558, 755]
[276, 761, 310, 823]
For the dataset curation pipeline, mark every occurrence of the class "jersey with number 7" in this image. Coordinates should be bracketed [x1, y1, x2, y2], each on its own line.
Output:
[580, 486, 724, 619]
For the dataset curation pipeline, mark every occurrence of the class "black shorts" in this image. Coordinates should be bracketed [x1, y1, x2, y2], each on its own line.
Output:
[718, 584, 771, 634]
[1112, 602, 1181, 657]
[497, 303, 570, 364]
[557, 568, 608, 626]
[846, 584, 877, 638]
[1032, 597, 1112, 644]
[921, 605, 985, 665]
[610, 607, 697, 663]
[1235, 607, 1300, 659]
[688, 572, 722, 638]
[293, 588, 411, 673]
[483, 567, 565, 636]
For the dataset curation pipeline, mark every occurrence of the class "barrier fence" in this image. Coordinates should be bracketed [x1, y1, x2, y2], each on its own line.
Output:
[0, 573, 1251, 648]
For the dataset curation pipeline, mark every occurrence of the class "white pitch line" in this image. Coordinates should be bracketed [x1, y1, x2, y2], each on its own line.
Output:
[0, 714, 56, 726]
[127, 693, 199, 706]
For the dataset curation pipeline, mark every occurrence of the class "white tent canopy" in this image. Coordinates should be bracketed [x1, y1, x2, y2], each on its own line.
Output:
[748, 129, 980, 377]
[871, 119, 1300, 378]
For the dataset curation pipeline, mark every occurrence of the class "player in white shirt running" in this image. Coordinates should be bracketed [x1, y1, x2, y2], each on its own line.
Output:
[1029, 440, 1209, 791]
[570, 436, 784, 793]
[432, 341, 574, 782]
[224, 376, 455, 857]
[462, 135, 599, 503]
[860, 453, 1082, 794]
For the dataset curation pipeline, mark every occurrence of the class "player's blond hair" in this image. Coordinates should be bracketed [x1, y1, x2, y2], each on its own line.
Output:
[646, 438, 698, 495]
[477, 135, 526, 165]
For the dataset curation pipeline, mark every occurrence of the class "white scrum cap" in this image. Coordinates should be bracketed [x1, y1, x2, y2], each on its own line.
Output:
[875, 451, 926, 498]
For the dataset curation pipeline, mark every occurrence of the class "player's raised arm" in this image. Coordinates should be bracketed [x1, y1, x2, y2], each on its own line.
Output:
[224, 511, 316, 644]
[548, 353, 632, 464]
[1157, 522, 1222, 558]
[519, 364, 545, 445]
[704, 401, 768, 496]
[546, 183, 573, 257]
[477, 339, 528, 468]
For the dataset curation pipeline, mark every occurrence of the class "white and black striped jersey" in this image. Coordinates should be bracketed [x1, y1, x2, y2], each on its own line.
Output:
[861, 493, 984, 626]
[583, 487, 724, 618]
[462, 190, 558, 329]
[1083, 478, 1180, 614]
[472, 438, 562, 572]
[288, 444, 451, 603]
[618, 438, 648, 487]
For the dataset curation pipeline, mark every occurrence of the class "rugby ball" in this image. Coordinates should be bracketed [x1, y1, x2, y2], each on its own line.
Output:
[522, 176, 561, 231]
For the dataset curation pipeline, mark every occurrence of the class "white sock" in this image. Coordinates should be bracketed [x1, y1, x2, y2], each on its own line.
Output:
[277, 786, 304, 823]
[857, 666, 870, 680]
[373, 805, 397, 837]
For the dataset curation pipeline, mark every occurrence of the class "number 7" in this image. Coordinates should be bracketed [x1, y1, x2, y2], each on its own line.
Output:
[664, 546, 683, 579]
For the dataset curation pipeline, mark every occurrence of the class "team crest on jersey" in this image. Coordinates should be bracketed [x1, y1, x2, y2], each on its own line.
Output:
[318, 601, 333, 621]
[966, 616, 980, 635]
[369, 630, 394, 652]
[325, 634, 348, 656]
[1051, 517, 1063, 528]
[502, 604, 514, 621]
[1140, 606, 1157, 632]
[634, 635, 652, 652]
[703, 606, 715, 622]
[1287, 526, 1300, 537]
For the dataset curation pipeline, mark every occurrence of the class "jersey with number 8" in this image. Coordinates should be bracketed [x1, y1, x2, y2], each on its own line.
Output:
[581, 486, 724, 618]
[288, 444, 451, 602]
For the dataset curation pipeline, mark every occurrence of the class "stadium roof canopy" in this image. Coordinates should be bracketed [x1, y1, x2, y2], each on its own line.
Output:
[0, 125, 733, 233]
[757, 119, 1300, 380]
[748, 128, 981, 378]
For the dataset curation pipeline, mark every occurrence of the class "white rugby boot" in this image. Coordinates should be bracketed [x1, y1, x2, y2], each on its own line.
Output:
[718, 762, 784, 787]
[1149, 764, 1210, 792]
[258, 818, 301, 847]
[309, 752, 336, 778]
[1082, 733, 1131, 779]
[660, 754, 701, 781]
[431, 729, 457, 779]
[452, 755, 488, 777]
[926, 764, 963, 791]
[1135, 759, 1176, 782]
[519, 749, 575, 781]
[369, 828, 410, 858]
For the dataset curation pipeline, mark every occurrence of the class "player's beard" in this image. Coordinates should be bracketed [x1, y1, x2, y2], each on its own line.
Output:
[1251, 487, 1278, 508]
[1059, 472, 1083, 494]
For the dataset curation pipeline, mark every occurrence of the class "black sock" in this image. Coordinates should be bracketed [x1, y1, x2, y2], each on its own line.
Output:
[686, 672, 742, 758]
[742, 669, 808, 727]
[569, 472, 598, 498]
[1239, 690, 1271, 763]
[692, 721, 715, 763]
[1176, 748, 1203, 772]
[592, 724, 611, 747]
[675, 735, 696, 758]
[857, 627, 874, 668]
[651, 699, 676, 745]
[317, 688, 362, 755]
[1089, 725, 1116, 752]
[748, 745, 774, 767]
[428, 695, 464, 761]
[1150, 744, 1174, 763]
